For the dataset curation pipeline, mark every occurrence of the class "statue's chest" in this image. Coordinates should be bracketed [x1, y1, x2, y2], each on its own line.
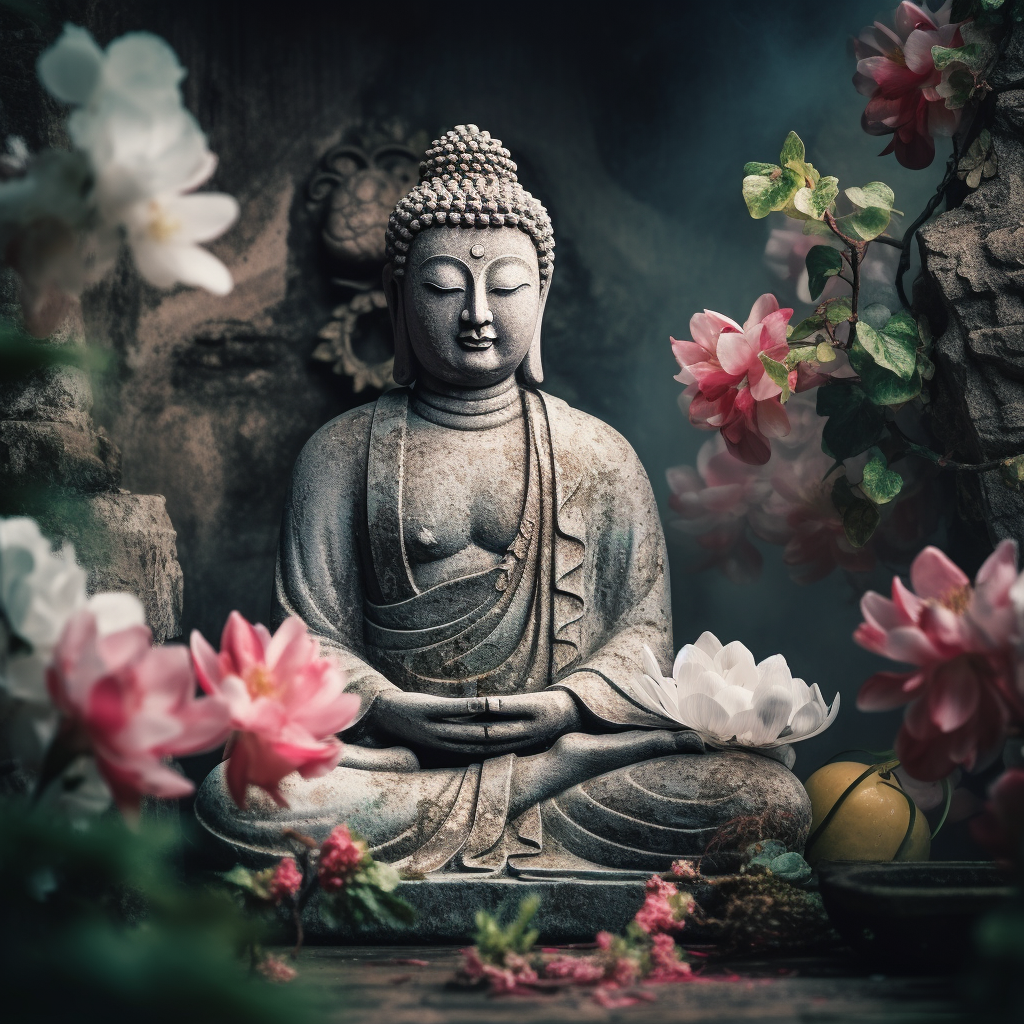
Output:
[402, 418, 527, 565]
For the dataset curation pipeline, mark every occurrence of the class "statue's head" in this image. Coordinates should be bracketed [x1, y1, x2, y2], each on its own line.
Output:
[383, 125, 554, 388]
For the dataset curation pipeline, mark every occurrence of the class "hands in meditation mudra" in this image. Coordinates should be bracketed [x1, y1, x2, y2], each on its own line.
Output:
[196, 126, 810, 873]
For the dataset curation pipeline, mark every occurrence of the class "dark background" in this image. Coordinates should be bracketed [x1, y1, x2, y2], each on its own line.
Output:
[2, 1, 985, 849]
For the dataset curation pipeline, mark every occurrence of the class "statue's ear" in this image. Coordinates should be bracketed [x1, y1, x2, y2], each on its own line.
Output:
[383, 262, 417, 386]
[518, 268, 551, 388]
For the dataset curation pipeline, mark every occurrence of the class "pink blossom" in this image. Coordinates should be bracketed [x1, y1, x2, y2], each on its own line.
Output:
[190, 612, 359, 808]
[971, 768, 1024, 867]
[749, 449, 875, 584]
[672, 294, 795, 466]
[670, 859, 699, 879]
[269, 856, 303, 901]
[460, 948, 538, 994]
[854, 2, 965, 169]
[257, 954, 297, 983]
[543, 956, 606, 984]
[646, 932, 693, 983]
[47, 609, 230, 813]
[633, 875, 687, 935]
[855, 541, 1024, 780]
[318, 823, 368, 891]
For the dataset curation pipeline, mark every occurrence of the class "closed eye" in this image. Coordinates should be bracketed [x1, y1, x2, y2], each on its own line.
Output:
[489, 283, 530, 296]
[423, 282, 464, 293]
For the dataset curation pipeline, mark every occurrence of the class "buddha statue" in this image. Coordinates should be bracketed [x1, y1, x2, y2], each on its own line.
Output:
[196, 126, 810, 874]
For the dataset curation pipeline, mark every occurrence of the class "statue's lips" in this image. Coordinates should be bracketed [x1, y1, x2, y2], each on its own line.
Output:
[457, 326, 498, 350]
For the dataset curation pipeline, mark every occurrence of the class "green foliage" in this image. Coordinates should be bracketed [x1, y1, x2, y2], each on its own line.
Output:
[824, 296, 853, 323]
[0, 801, 316, 1024]
[844, 182, 896, 213]
[835, 203, 891, 242]
[740, 841, 812, 885]
[831, 475, 881, 547]
[860, 448, 904, 504]
[805, 245, 843, 300]
[958, 129, 998, 189]
[742, 132, 827, 220]
[854, 318, 917, 380]
[789, 314, 826, 342]
[759, 351, 791, 401]
[1000, 455, 1024, 492]
[817, 382, 886, 461]
[0, 318, 110, 378]
[932, 42, 987, 72]
[474, 895, 541, 964]
[793, 175, 839, 221]
[319, 859, 414, 929]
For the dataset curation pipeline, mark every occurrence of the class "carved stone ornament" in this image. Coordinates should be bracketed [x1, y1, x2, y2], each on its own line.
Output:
[308, 126, 426, 392]
[198, 125, 810, 879]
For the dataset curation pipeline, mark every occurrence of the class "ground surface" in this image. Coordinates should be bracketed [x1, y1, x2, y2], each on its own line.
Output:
[290, 945, 964, 1024]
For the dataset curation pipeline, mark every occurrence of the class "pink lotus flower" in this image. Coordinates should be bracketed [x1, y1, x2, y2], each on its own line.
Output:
[190, 612, 358, 808]
[672, 294, 794, 466]
[318, 823, 368, 891]
[855, 541, 1024, 780]
[47, 608, 230, 813]
[749, 448, 875, 584]
[269, 856, 304, 901]
[854, 2, 965, 169]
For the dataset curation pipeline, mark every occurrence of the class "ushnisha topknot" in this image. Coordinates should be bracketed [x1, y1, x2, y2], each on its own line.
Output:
[385, 124, 554, 280]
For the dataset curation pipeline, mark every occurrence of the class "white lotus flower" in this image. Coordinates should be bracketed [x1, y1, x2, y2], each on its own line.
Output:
[34, 25, 238, 295]
[0, 517, 144, 764]
[632, 631, 839, 749]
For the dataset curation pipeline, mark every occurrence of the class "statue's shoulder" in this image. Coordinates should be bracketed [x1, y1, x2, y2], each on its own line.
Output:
[536, 390, 644, 473]
[292, 399, 378, 480]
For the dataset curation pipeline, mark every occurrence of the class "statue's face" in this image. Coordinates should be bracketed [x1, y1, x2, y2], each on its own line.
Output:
[400, 226, 542, 387]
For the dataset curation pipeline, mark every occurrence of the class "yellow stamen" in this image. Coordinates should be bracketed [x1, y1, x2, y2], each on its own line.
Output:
[940, 584, 971, 615]
[244, 665, 277, 699]
[145, 201, 182, 242]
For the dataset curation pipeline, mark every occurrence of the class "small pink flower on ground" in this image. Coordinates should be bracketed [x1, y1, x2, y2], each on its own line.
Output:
[670, 859, 699, 879]
[855, 540, 1024, 780]
[971, 768, 1024, 867]
[318, 823, 368, 891]
[606, 954, 641, 988]
[190, 611, 359, 808]
[257, 954, 297, 983]
[646, 932, 693, 983]
[47, 608, 230, 813]
[853, 1, 966, 169]
[672, 294, 794, 466]
[595, 930, 614, 951]
[269, 856, 303, 901]
[543, 956, 606, 984]
[634, 875, 687, 935]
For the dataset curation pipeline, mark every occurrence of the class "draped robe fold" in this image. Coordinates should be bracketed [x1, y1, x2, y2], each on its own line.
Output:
[272, 386, 674, 872]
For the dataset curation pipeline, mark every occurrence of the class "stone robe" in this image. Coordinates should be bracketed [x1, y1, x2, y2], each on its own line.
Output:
[196, 386, 808, 871]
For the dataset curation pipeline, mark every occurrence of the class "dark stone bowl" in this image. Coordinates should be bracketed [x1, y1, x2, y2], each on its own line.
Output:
[817, 860, 1016, 973]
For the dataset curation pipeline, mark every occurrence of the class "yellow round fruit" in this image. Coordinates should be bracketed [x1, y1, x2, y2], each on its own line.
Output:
[803, 761, 931, 866]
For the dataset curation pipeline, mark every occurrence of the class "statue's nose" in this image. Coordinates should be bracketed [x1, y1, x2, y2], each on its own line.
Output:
[460, 294, 493, 327]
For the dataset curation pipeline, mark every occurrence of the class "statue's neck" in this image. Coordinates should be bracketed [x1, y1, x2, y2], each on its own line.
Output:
[410, 373, 522, 430]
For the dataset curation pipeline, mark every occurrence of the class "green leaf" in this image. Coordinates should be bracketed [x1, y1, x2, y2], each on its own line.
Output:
[779, 131, 806, 168]
[785, 344, 818, 369]
[816, 341, 837, 363]
[806, 245, 844, 300]
[831, 474, 858, 515]
[932, 42, 985, 71]
[759, 351, 791, 401]
[918, 351, 936, 380]
[743, 161, 778, 175]
[789, 314, 826, 341]
[817, 383, 887, 460]
[836, 205, 892, 242]
[844, 499, 881, 547]
[768, 852, 813, 885]
[860, 448, 904, 504]
[861, 303, 891, 331]
[851, 346, 924, 406]
[825, 296, 853, 323]
[845, 182, 896, 212]
[854, 320, 917, 380]
[742, 166, 803, 219]
[793, 175, 839, 220]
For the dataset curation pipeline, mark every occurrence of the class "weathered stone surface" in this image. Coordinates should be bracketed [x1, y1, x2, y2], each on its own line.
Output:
[0, 420, 121, 491]
[73, 492, 184, 642]
[919, 24, 1024, 548]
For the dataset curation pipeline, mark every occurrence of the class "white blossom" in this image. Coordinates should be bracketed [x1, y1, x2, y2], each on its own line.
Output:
[0, 517, 144, 766]
[632, 631, 839, 750]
